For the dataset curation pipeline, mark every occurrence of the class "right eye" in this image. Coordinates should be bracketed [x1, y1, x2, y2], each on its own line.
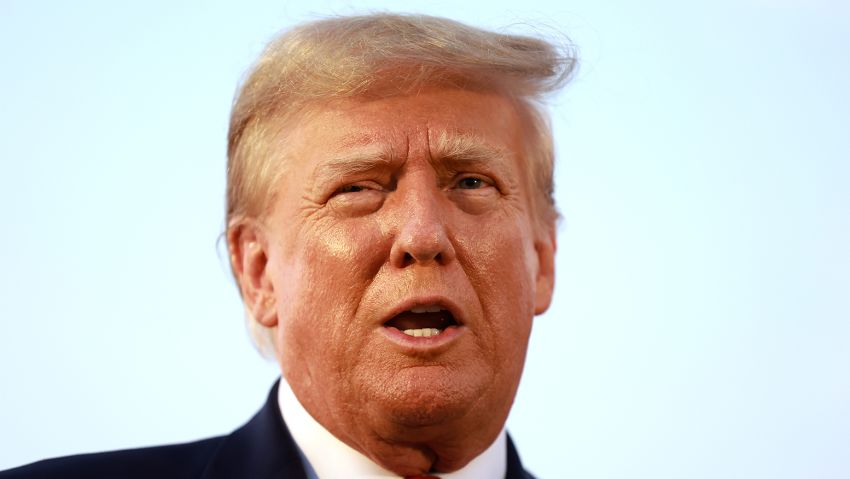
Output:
[336, 184, 368, 194]
[327, 182, 385, 216]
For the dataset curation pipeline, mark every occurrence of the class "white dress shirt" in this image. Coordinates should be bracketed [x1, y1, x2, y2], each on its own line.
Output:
[278, 378, 507, 479]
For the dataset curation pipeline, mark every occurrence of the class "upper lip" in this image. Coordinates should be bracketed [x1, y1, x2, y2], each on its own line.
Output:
[379, 295, 466, 328]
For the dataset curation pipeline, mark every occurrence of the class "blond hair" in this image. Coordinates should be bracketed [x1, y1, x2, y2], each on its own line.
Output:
[226, 13, 577, 355]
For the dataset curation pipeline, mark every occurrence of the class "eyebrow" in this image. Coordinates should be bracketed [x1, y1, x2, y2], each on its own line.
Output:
[312, 145, 398, 182]
[430, 131, 512, 168]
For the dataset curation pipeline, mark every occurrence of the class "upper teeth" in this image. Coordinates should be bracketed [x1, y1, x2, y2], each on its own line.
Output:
[410, 306, 443, 313]
[403, 328, 442, 337]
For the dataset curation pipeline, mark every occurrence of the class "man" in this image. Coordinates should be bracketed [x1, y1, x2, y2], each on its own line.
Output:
[0, 13, 574, 479]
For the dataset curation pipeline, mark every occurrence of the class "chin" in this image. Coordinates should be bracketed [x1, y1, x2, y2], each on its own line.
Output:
[368, 365, 489, 429]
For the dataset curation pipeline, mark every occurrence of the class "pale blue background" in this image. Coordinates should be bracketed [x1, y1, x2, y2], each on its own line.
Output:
[1, 1, 848, 477]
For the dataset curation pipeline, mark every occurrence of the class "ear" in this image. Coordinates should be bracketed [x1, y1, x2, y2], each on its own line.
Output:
[533, 224, 557, 315]
[227, 220, 278, 328]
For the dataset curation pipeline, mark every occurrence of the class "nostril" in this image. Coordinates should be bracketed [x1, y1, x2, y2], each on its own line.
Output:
[391, 229, 455, 267]
[399, 250, 444, 267]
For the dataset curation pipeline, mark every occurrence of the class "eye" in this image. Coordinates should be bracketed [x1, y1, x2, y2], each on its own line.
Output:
[326, 181, 386, 216]
[456, 176, 486, 189]
[337, 184, 368, 194]
[448, 173, 500, 215]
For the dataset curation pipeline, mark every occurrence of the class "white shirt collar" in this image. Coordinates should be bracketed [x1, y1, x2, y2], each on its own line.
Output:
[277, 377, 507, 479]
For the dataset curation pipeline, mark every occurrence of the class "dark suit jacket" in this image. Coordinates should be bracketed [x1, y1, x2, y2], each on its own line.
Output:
[0, 381, 535, 478]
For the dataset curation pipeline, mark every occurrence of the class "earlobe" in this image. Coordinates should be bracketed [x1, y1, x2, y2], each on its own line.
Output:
[533, 226, 557, 315]
[227, 220, 278, 327]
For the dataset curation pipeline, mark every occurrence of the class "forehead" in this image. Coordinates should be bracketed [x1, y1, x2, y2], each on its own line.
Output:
[279, 89, 526, 165]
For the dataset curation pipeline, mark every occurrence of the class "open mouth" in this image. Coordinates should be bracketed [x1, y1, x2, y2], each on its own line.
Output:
[384, 305, 460, 338]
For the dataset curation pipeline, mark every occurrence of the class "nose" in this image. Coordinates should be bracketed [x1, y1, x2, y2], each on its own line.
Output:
[389, 188, 456, 268]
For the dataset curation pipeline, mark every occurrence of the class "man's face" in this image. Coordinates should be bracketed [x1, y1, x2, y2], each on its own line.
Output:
[246, 88, 555, 471]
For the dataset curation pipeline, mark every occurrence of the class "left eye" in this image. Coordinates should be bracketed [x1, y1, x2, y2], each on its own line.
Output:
[457, 177, 485, 189]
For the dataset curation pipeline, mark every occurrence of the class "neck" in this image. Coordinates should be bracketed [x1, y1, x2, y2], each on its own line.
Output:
[278, 377, 507, 478]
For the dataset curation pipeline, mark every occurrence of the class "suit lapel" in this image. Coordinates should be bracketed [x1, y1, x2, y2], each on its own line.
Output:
[505, 434, 535, 479]
[201, 380, 308, 479]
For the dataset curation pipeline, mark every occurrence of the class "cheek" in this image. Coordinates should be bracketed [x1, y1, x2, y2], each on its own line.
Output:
[458, 219, 537, 306]
[456, 218, 537, 359]
[282, 217, 387, 299]
[275, 218, 388, 362]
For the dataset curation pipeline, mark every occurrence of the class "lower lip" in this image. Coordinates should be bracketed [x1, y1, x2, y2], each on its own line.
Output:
[379, 325, 465, 352]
